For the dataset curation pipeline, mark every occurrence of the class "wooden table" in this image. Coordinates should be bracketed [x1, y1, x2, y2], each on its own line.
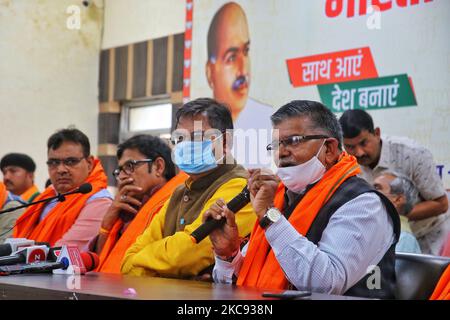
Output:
[0, 272, 369, 300]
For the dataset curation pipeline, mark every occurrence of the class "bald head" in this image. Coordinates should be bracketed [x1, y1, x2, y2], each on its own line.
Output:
[207, 2, 249, 61]
[206, 2, 251, 120]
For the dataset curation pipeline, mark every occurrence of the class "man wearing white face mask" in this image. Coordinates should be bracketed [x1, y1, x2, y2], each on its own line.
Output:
[121, 98, 256, 279]
[204, 100, 400, 299]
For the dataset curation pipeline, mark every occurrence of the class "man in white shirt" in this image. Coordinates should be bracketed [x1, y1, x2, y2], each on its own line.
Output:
[339, 109, 449, 255]
[203, 100, 399, 299]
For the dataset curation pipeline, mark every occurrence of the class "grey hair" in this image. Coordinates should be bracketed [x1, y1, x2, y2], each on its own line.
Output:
[382, 171, 419, 215]
[271, 100, 343, 150]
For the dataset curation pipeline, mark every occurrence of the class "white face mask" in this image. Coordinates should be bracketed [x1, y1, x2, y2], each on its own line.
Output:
[276, 140, 326, 193]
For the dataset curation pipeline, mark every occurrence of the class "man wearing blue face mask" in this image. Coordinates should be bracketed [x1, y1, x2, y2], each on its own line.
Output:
[205, 100, 400, 299]
[121, 98, 256, 279]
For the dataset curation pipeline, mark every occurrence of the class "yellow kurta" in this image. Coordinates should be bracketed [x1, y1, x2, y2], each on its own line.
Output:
[121, 177, 256, 278]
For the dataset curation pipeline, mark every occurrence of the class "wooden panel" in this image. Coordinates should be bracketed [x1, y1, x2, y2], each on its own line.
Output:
[108, 48, 115, 102]
[166, 35, 174, 94]
[99, 50, 109, 103]
[172, 33, 185, 92]
[133, 41, 148, 99]
[126, 45, 134, 100]
[98, 113, 120, 145]
[146, 40, 153, 97]
[152, 37, 168, 95]
[114, 45, 128, 101]
[99, 101, 120, 113]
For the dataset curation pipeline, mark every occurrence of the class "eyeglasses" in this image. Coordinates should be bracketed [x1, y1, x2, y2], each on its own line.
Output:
[170, 130, 222, 145]
[266, 135, 329, 151]
[112, 159, 153, 178]
[46, 157, 86, 168]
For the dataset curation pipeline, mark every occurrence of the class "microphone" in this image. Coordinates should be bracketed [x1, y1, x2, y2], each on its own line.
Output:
[52, 246, 99, 275]
[66, 183, 92, 196]
[190, 186, 251, 244]
[0, 238, 35, 257]
[0, 245, 48, 266]
[0, 183, 93, 215]
[0, 257, 70, 275]
[0, 249, 98, 275]
[80, 251, 99, 272]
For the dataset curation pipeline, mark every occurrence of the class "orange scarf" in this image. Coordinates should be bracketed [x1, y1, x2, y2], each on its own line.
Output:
[96, 172, 188, 273]
[430, 265, 450, 300]
[20, 185, 40, 203]
[237, 153, 361, 289]
[0, 182, 7, 209]
[13, 159, 108, 246]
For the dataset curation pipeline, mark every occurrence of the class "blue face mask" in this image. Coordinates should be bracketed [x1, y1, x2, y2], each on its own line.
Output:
[174, 138, 221, 174]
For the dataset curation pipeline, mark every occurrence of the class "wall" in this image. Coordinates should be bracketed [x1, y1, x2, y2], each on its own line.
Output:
[0, 0, 104, 190]
[102, 0, 186, 49]
[98, 0, 186, 187]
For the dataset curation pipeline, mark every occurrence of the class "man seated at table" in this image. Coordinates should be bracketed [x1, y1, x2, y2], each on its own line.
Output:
[121, 98, 256, 278]
[339, 109, 449, 255]
[205, 100, 400, 299]
[0, 182, 26, 243]
[13, 128, 112, 249]
[1, 153, 40, 203]
[92, 134, 187, 273]
[373, 171, 421, 254]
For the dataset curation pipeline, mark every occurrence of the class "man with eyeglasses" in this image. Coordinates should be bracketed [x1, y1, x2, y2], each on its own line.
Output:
[121, 98, 256, 279]
[339, 109, 449, 256]
[205, 100, 400, 299]
[13, 128, 112, 249]
[90, 135, 188, 273]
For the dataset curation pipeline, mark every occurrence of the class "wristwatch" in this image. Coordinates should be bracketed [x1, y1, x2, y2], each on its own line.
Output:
[259, 207, 282, 229]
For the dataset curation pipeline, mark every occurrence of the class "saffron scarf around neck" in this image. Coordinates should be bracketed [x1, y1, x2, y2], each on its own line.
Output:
[21, 185, 40, 203]
[13, 159, 108, 246]
[0, 183, 6, 209]
[430, 265, 450, 300]
[97, 172, 188, 273]
[237, 153, 361, 290]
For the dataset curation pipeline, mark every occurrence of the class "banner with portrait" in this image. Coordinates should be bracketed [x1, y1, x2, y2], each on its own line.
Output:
[185, 0, 450, 187]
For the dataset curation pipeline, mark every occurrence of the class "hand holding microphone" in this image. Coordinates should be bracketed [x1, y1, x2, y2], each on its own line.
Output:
[190, 169, 279, 245]
[201, 198, 241, 258]
[190, 186, 250, 244]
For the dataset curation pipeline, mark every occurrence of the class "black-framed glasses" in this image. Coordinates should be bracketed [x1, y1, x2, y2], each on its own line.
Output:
[46, 157, 86, 169]
[170, 130, 223, 145]
[112, 159, 153, 178]
[266, 135, 329, 151]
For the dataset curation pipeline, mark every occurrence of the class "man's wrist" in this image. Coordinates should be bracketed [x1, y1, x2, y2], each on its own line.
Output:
[259, 207, 282, 229]
[216, 248, 239, 262]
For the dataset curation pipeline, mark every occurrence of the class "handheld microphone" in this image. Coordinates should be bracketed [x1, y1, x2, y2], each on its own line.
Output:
[190, 186, 251, 244]
[0, 183, 93, 215]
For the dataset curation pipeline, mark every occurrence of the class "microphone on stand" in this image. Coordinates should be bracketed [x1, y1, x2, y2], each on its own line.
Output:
[0, 183, 93, 215]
